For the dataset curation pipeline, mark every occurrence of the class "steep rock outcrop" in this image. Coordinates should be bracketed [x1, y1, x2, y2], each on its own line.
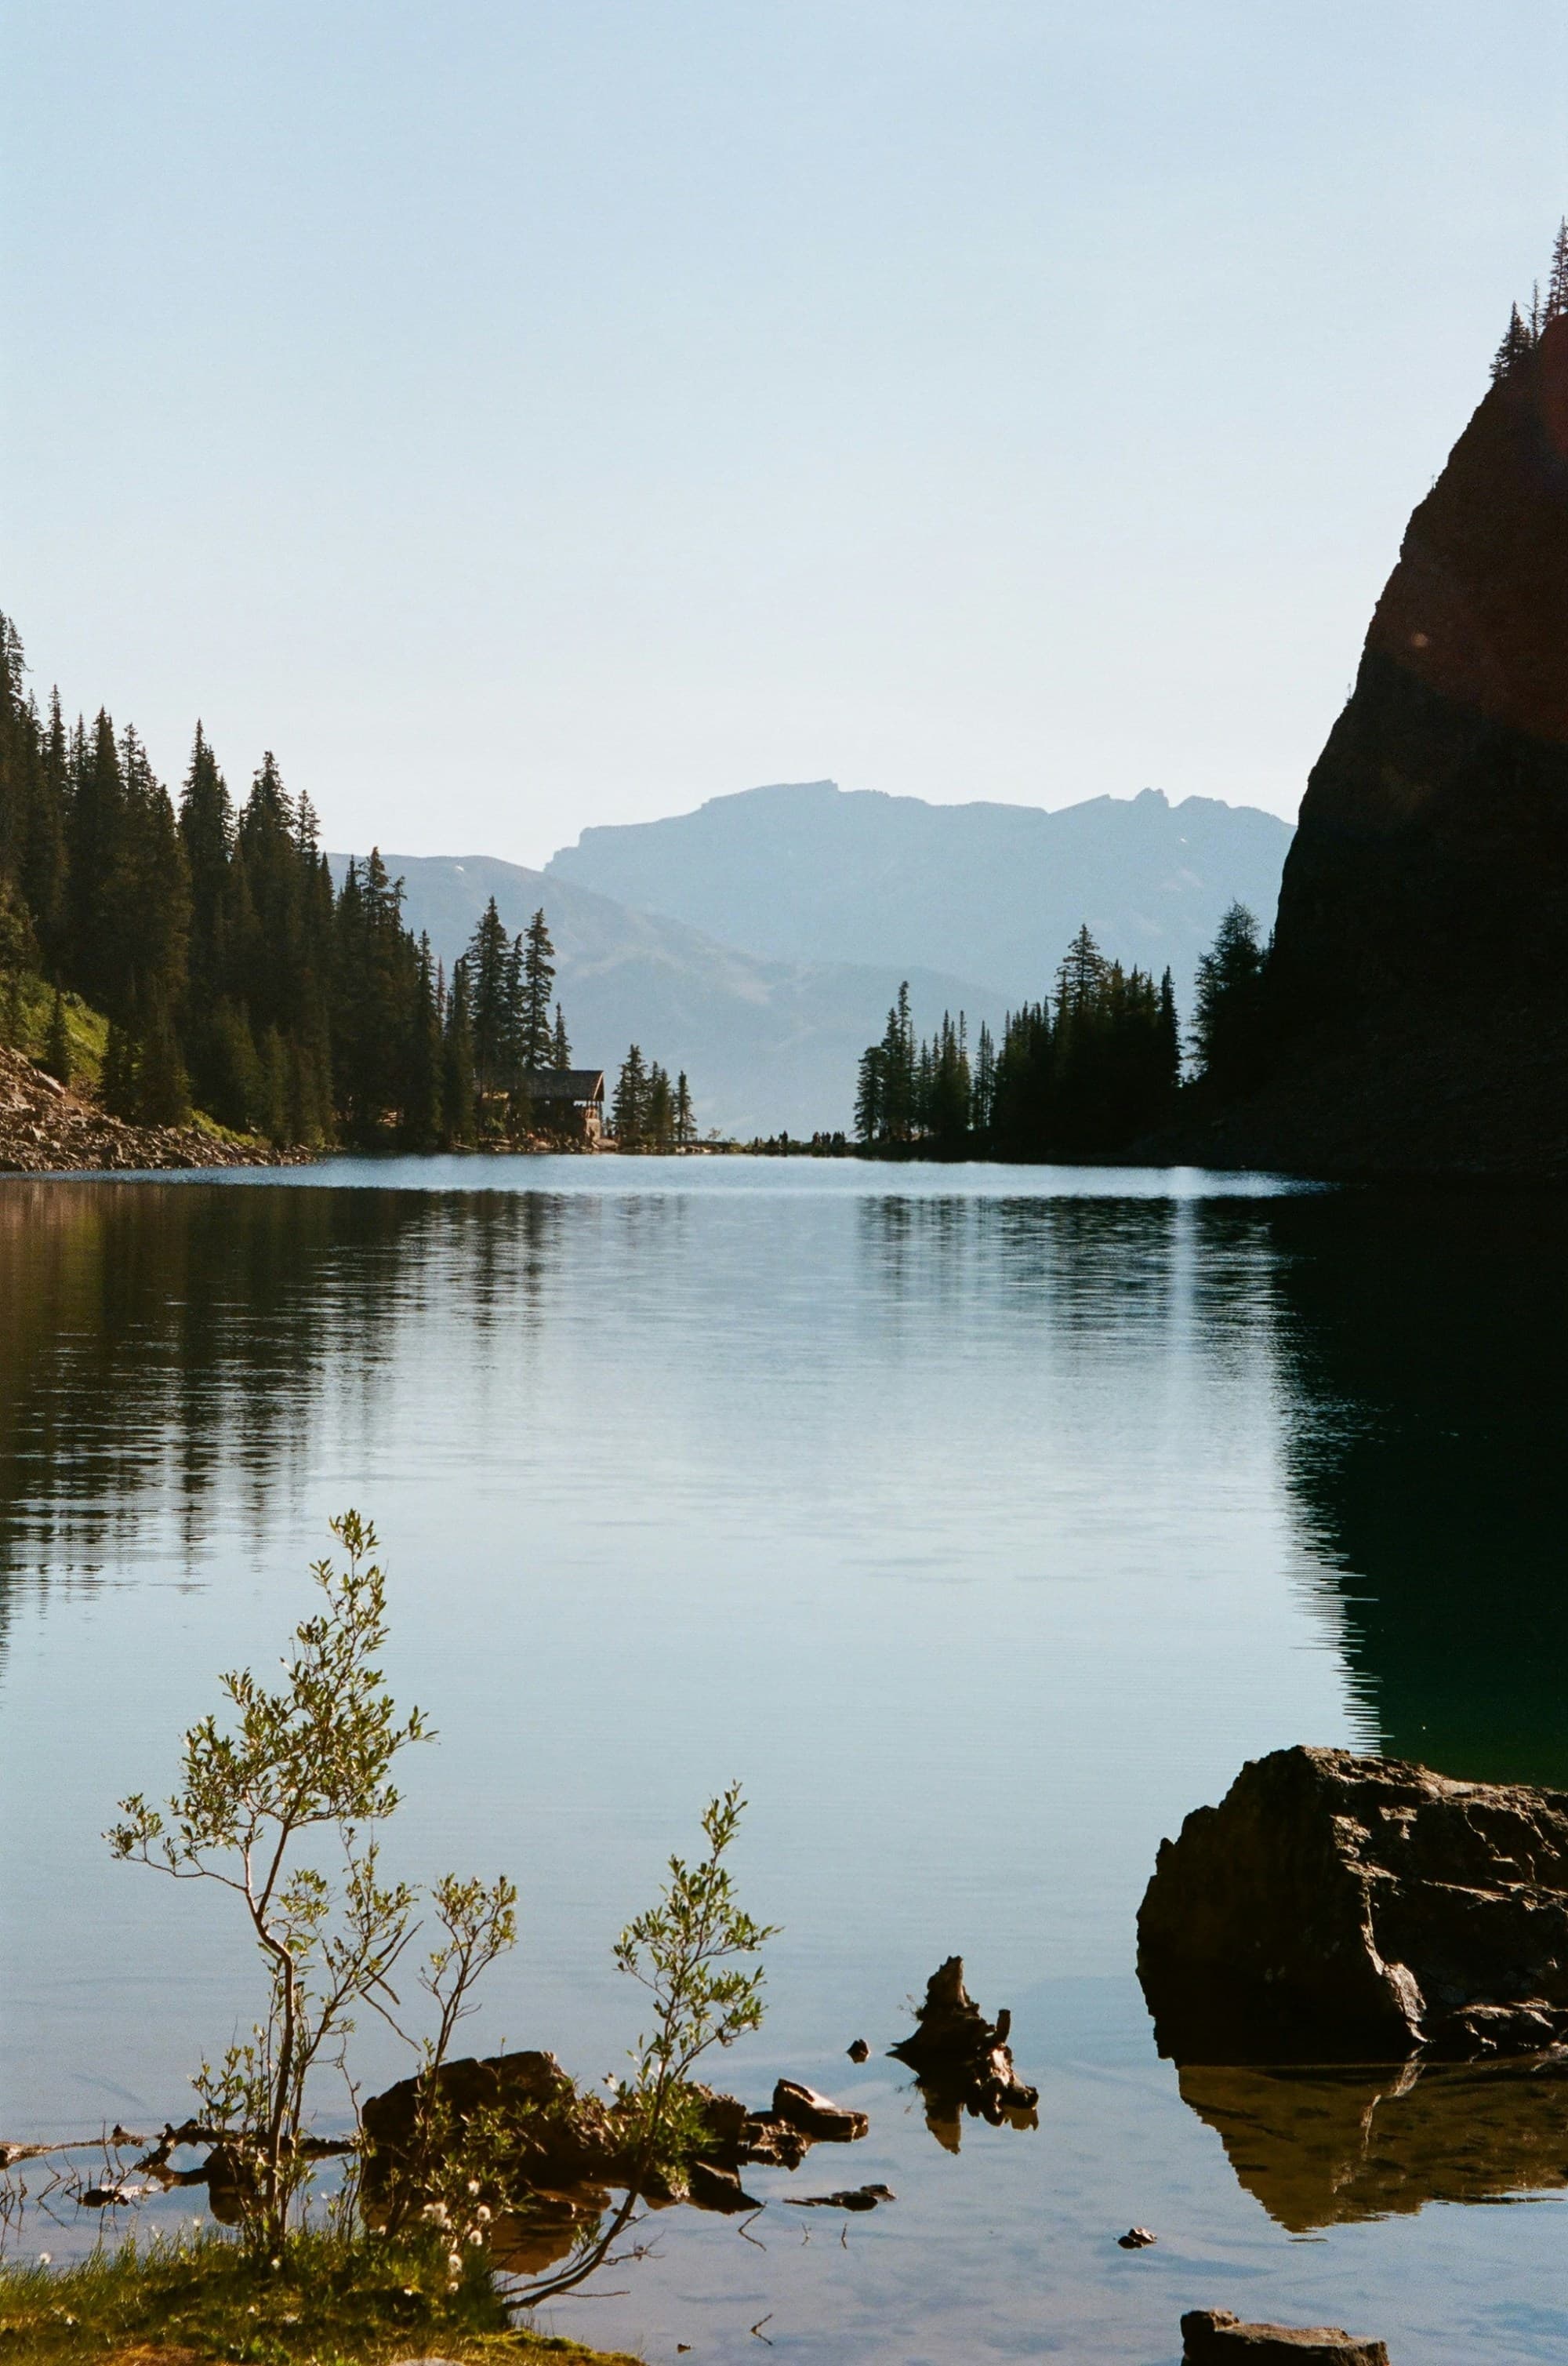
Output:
[1138, 1746, 1568, 2061]
[1207, 314, 1568, 1176]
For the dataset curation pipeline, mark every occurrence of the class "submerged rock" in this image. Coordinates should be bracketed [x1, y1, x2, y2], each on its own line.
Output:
[1138, 1746, 1568, 2062]
[1181, 2310, 1389, 2364]
[891, 1957, 1039, 2139]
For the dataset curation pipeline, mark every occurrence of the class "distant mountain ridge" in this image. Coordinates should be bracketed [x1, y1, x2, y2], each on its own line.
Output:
[546, 781, 1294, 1005]
[339, 782, 1293, 1139]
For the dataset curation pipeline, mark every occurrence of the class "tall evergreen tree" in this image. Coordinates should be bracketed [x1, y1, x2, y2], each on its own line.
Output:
[646, 1061, 673, 1150]
[179, 722, 234, 1017]
[1192, 902, 1269, 1096]
[463, 897, 514, 1102]
[613, 1044, 648, 1147]
[1548, 218, 1568, 324]
[1491, 302, 1535, 382]
[405, 936, 445, 1150]
[442, 963, 477, 1146]
[520, 908, 557, 1071]
[100, 1021, 136, 1117]
[137, 996, 194, 1127]
[551, 1003, 572, 1067]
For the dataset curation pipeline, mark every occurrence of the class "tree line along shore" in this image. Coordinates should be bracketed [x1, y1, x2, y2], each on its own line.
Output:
[0, 611, 704, 1165]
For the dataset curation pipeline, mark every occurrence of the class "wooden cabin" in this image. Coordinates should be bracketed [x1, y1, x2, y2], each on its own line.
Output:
[520, 1068, 606, 1143]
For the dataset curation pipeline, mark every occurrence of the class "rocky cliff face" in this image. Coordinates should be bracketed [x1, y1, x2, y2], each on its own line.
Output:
[1200, 315, 1568, 1176]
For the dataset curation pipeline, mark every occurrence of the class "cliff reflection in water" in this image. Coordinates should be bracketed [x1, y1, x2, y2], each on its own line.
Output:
[1264, 1192, 1568, 1787]
[1179, 2055, 1568, 2230]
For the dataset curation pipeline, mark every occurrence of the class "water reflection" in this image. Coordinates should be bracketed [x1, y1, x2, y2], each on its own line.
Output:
[1178, 2055, 1568, 2230]
[1264, 1193, 1568, 1786]
[0, 1181, 562, 1589]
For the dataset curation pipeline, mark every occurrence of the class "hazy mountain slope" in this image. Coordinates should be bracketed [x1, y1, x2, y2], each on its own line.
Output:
[546, 783, 1294, 1001]
[328, 852, 1001, 1137]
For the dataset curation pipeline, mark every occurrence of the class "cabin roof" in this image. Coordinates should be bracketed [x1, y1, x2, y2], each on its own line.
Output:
[521, 1068, 605, 1102]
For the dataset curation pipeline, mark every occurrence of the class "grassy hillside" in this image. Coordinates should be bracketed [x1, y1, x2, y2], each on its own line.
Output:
[2, 972, 108, 1089]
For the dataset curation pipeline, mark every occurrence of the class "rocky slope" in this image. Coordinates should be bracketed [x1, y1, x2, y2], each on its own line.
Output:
[1201, 313, 1568, 1176]
[0, 1042, 292, 1172]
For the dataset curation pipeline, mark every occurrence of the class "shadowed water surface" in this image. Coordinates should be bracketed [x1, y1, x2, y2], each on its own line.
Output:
[0, 1159, 1564, 2364]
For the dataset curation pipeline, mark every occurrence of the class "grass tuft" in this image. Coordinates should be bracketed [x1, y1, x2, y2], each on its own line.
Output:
[0, 2224, 634, 2366]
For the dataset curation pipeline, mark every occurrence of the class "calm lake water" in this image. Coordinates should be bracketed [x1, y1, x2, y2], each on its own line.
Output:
[1, 1159, 1565, 2364]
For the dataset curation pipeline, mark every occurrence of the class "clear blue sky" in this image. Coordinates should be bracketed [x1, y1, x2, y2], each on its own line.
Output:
[3, 1, 1564, 863]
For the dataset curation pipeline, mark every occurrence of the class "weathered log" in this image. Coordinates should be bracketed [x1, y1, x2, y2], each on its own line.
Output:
[890, 1957, 1039, 2129]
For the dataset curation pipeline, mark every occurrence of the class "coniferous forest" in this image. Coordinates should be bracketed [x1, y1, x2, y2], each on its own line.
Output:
[0, 614, 694, 1150]
[853, 907, 1269, 1158]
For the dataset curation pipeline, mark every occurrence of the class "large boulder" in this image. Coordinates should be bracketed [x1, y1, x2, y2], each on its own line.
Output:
[1138, 1746, 1568, 2061]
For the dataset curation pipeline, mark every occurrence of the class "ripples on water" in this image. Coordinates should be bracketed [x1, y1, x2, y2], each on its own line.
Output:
[0, 1161, 1564, 2364]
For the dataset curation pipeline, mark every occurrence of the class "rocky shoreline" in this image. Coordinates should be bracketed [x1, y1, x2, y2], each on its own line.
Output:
[0, 1042, 309, 1175]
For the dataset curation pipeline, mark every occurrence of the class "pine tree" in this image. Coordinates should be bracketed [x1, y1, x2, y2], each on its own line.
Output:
[854, 1043, 886, 1144]
[463, 898, 514, 1102]
[646, 1061, 673, 1150]
[971, 1019, 996, 1139]
[613, 1044, 648, 1147]
[100, 1021, 137, 1116]
[1548, 218, 1568, 324]
[180, 722, 234, 1016]
[520, 908, 557, 1071]
[551, 1004, 572, 1068]
[1490, 302, 1534, 383]
[674, 1070, 693, 1147]
[256, 1025, 289, 1143]
[1192, 903, 1268, 1094]
[136, 998, 194, 1128]
[1157, 966, 1181, 1099]
[43, 987, 71, 1085]
[404, 936, 444, 1150]
[442, 963, 477, 1146]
